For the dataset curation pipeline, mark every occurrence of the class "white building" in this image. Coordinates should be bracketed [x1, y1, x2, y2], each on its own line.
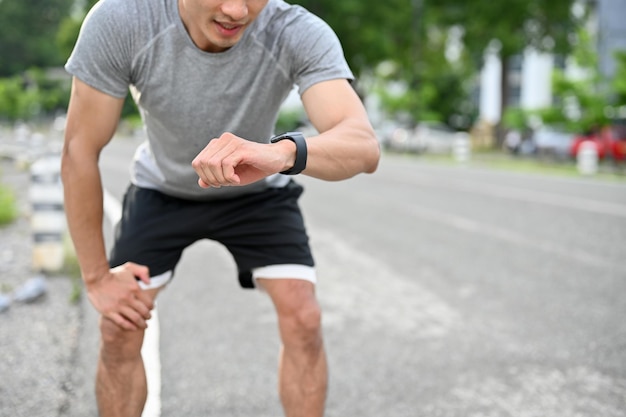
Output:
[478, 0, 626, 124]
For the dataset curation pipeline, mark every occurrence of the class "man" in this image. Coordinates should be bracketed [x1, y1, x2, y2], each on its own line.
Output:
[61, 0, 380, 415]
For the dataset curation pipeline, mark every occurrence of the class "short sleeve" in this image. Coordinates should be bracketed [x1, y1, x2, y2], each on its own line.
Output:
[286, 14, 354, 96]
[64, 0, 135, 98]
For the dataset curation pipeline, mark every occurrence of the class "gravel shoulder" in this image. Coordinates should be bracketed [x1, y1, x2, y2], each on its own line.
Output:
[0, 157, 83, 417]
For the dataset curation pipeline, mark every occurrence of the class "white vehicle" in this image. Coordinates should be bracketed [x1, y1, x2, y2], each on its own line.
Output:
[410, 122, 470, 154]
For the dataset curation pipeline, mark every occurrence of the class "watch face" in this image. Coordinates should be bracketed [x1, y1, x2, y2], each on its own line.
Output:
[271, 132, 302, 142]
[270, 132, 306, 175]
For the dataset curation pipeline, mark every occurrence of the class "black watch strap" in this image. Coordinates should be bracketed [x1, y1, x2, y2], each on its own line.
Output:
[270, 132, 308, 175]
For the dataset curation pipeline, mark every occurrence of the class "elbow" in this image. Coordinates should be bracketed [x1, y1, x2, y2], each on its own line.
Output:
[363, 136, 381, 174]
[60, 144, 73, 185]
[60, 136, 100, 186]
[60, 140, 81, 186]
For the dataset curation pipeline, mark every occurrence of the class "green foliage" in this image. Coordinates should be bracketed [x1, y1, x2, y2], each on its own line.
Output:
[275, 108, 304, 134]
[534, 28, 619, 133]
[372, 27, 477, 129]
[0, 0, 598, 134]
[292, 0, 479, 127]
[292, 0, 411, 78]
[0, 184, 17, 226]
[0, 69, 70, 121]
[56, 0, 100, 61]
[435, 0, 581, 143]
[613, 51, 626, 107]
[0, 76, 37, 120]
[437, 0, 579, 63]
[121, 93, 140, 120]
[502, 107, 530, 131]
[0, 0, 74, 77]
[56, 16, 84, 62]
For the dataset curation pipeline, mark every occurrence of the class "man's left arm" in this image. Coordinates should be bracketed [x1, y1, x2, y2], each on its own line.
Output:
[299, 78, 380, 180]
[191, 79, 379, 187]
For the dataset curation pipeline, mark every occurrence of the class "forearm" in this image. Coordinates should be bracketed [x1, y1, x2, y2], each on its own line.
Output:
[61, 143, 109, 284]
[303, 118, 380, 181]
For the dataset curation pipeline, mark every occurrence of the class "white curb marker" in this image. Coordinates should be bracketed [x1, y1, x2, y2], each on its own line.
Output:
[30, 156, 66, 272]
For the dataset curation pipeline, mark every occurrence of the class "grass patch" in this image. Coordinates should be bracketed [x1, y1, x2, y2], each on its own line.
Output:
[0, 183, 17, 225]
[390, 150, 626, 183]
[472, 153, 626, 182]
[62, 233, 83, 304]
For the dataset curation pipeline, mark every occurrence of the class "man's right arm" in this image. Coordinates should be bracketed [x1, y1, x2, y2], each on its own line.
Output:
[61, 77, 153, 330]
[62, 77, 121, 283]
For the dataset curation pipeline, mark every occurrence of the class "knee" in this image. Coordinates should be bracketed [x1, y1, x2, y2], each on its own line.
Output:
[278, 299, 323, 348]
[99, 317, 144, 362]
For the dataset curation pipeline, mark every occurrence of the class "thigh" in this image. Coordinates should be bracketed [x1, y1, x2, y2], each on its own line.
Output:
[256, 278, 323, 345]
[256, 278, 318, 312]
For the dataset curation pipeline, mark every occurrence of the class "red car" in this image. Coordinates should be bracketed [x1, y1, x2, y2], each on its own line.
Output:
[570, 122, 626, 162]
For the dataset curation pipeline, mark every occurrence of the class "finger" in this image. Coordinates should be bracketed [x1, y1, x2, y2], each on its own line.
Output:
[125, 262, 151, 285]
[194, 137, 239, 186]
[221, 155, 242, 185]
[131, 297, 152, 320]
[198, 177, 210, 188]
[135, 290, 155, 311]
[192, 152, 218, 187]
[110, 312, 139, 331]
[194, 141, 228, 186]
[120, 306, 147, 329]
[203, 152, 231, 186]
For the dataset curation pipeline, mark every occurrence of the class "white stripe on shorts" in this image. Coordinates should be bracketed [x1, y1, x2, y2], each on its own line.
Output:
[252, 264, 317, 285]
[138, 270, 173, 290]
[136, 265, 315, 291]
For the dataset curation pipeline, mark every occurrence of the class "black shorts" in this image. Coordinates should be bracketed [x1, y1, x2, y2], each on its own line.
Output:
[108, 181, 315, 289]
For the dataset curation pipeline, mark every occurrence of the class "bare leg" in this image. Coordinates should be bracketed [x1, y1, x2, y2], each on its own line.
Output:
[258, 278, 327, 417]
[96, 288, 160, 417]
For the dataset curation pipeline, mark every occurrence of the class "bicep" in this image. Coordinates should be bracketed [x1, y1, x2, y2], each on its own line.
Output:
[301, 79, 370, 134]
[64, 77, 125, 158]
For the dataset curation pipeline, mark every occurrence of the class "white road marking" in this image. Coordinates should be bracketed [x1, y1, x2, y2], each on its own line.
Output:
[103, 189, 161, 417]
[353, 174, 622, 269]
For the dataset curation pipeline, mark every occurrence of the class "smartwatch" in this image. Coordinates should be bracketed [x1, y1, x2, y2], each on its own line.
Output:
[270, 131, 308, 175]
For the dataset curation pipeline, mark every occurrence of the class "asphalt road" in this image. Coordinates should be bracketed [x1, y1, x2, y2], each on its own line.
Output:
[74, 135, 626, 417]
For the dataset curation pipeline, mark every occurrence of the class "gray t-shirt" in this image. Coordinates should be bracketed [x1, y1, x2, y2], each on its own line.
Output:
[65, 0, 353, 200]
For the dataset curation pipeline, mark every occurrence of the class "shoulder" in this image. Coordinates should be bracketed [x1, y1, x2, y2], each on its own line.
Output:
[67, 0, 174, 97]
[253, 0, 338, 49]
[81, 0, 170, 39]
[84, 0, 136, 25]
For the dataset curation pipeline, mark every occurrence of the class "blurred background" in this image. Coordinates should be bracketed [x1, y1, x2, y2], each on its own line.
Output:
[1, 1, 625, 417]
[0, 0, 625, 166]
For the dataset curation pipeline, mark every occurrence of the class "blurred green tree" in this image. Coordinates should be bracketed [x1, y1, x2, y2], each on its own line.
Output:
[56, 0, 100, 60]
[292, 0, 478, 129]
[0, 69, 70, 121]
[533, 29, 625, 133]
[614, 51, 626, 108]
[436, 0, 582, 142]
[0, 0, 74, 77]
